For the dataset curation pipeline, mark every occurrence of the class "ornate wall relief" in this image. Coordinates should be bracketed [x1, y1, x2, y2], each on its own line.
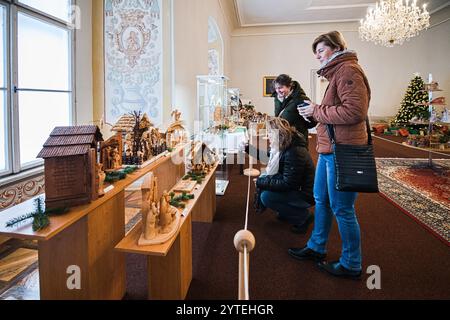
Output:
[104, 0, 163, 126]
[0, 176, 45, 211]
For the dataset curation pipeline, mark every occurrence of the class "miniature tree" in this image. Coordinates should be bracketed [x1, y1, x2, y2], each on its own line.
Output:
[391, 74, 429, 125]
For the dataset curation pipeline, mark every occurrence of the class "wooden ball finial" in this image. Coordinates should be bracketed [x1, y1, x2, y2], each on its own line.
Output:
[234, 230, 256, 253]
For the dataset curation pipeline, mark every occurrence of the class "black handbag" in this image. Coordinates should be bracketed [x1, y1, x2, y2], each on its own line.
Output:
[326, 119, 379, 193]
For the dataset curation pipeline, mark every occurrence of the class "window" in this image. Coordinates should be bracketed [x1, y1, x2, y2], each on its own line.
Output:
[207, 17, 223, 76]
[0, 0, 74, 177]
[0, 4, 6, 174]
[19, 0, 71, 22]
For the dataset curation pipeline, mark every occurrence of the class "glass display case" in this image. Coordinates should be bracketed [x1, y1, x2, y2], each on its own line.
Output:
[197, 75, 229, 131]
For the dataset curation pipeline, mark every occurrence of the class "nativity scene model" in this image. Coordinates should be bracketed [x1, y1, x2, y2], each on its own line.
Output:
[186, 141, 218, 176]
[111, 111, 168, 166]
[138, 172, 182, 246]
[166, 109, 187, 149]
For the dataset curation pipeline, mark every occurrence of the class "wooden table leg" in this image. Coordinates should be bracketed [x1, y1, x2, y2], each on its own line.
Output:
[38, 191, 126, 300]
[191, 175, 216, 223]
[147, 214, 192, 300]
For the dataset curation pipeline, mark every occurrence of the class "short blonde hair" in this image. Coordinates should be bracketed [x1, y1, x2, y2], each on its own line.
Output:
[312, 31, 347, 54]
[267, 117, 297, 151]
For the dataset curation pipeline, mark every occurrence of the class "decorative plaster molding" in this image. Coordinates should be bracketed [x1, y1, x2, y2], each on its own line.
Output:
[0, 176, 45, 211]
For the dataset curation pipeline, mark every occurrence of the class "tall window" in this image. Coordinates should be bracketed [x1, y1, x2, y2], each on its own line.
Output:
[0, 5, 6, 174]
[207, 17, 223, 76]
[0, 0, 74, 177]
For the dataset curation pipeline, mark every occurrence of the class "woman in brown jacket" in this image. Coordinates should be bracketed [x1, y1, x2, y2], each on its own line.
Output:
[289, 31, 371, 279]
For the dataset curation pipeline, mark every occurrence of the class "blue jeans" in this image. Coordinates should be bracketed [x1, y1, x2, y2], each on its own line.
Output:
[307, 153, 362, 271]
[260, 190, 311, 225]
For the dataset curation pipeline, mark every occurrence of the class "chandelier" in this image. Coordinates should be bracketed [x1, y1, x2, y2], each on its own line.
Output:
[359, 0, 430, 47]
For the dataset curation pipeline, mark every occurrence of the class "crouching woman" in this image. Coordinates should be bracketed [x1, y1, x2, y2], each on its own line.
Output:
[256, 117, 315, 233]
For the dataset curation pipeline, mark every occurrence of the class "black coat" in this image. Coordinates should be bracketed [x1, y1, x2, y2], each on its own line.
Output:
[256, 133, 315, 205]
[273, 81, 317, 147]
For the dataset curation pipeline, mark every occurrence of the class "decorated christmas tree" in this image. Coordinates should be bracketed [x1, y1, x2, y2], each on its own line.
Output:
[391, 74, 429, 125]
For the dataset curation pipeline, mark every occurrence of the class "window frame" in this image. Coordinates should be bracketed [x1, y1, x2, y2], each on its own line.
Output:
[0, 0, 75, 178]
[0, 1, 11, 177]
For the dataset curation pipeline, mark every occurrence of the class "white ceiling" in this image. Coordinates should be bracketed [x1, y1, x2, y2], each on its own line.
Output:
[234, 0, 450, 27]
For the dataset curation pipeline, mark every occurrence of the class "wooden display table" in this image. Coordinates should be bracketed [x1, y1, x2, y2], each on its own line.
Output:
[0, 151, 184, 300]
[115, 165, 217, 300]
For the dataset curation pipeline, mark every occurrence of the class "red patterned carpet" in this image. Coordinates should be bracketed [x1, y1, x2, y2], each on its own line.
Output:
[392, 168, 450, 206]
[376, 158, 450, 246]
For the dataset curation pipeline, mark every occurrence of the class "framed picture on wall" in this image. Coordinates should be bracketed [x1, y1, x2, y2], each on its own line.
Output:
[263, 76, 277, 97]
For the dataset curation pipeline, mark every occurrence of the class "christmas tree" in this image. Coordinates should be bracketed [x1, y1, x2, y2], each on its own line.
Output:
[391, 74, 429, 125]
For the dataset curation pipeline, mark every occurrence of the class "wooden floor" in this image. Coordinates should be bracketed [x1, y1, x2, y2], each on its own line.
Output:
[0, 239, 39, 300]
[0, 192, 144, 300]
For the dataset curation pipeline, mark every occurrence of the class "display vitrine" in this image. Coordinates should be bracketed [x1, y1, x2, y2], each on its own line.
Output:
[197, 75, 229, 131]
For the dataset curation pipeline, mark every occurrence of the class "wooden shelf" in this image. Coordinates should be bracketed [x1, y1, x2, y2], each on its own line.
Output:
[0, 146, 186, 300]
[114, 163, 217, 300]
[0, 149, 184, 241]
[115, 164, 217, 256]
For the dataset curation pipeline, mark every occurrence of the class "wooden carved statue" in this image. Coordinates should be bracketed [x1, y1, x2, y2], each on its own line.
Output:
[141, 173, 159, 241]
[143, 202, 158, 240]
[214, 105, 223, 122]
[171, 109, 181, 122]
[110, 147, 121, 170]
[98, 164, 106, 197]
[159, 191, 172, 229]
[138, 176, 181, 246]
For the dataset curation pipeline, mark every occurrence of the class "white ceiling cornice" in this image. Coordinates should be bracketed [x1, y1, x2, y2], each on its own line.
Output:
[233, 0, 450, 28]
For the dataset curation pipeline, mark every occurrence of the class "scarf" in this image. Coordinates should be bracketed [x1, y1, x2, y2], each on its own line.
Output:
[319, 49, 355, 71]
[264, 149, 280, 176]
[277, 88, 293, 103]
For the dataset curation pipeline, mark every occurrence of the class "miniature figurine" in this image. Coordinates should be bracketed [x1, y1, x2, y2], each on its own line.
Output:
[138, 175, 181, 246]
[98, 164, 106, 197]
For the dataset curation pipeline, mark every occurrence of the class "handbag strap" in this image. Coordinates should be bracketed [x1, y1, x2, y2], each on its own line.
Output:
[326, 118, 373, 145]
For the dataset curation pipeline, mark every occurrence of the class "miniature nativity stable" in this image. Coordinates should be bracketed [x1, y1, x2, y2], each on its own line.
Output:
[37, 125, 103, 209]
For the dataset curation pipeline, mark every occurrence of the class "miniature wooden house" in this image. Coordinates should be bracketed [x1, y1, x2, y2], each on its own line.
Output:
[37, 125, 103, 209]
[100, 133, 123, 171]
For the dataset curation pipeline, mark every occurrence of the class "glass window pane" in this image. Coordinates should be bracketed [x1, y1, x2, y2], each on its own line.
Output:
[0, 90, 6, 171]
[19, 92, 71, 165]
[19, 0, 71, 22]
[18, 13, 70, 91]
[0, 6, 5, 88]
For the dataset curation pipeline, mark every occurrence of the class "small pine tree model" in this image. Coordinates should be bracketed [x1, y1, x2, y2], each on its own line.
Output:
[391, 74, 429, 125]
[5, 198, 68, 231]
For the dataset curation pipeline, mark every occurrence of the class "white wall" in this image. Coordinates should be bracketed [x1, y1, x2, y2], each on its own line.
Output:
[75, 0, 93, 125]
[173, 0, 232, 131]
[231, 6, 450, 118]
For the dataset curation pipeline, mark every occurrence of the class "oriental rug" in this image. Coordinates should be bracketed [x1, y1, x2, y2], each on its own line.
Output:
[376, 158, 450, 246]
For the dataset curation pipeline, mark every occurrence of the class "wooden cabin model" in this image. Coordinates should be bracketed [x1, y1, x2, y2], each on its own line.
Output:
[37, 125, 104, 209]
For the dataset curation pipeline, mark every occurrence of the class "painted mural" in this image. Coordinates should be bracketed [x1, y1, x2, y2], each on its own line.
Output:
[104, 0, 162, 126]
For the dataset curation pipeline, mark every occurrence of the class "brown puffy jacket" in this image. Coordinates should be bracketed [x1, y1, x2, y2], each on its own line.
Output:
[313, 52, 371, 154]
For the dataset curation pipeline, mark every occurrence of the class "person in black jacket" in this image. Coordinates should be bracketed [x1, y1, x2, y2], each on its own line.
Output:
[256, 117, 315, 234]
[273, 74, 317, 148]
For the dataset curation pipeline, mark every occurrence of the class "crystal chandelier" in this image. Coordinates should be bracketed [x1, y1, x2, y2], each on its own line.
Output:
[359, 0, 430, 47]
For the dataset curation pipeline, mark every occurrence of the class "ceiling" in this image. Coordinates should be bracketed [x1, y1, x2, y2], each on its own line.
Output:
[233, 0, 450, 27]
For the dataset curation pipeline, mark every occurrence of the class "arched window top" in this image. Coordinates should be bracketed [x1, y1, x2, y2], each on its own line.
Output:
[208, 16, 220, 44]
[207, 17, 223, 76]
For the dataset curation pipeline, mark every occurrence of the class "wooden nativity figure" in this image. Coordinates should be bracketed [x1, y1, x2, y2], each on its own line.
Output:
[166, 109, 186, 149]
[138, 172, 182, 246]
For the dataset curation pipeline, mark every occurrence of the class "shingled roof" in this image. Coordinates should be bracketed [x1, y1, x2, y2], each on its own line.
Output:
[111, 114, 135, 132]
[37, 125, 103, 159]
